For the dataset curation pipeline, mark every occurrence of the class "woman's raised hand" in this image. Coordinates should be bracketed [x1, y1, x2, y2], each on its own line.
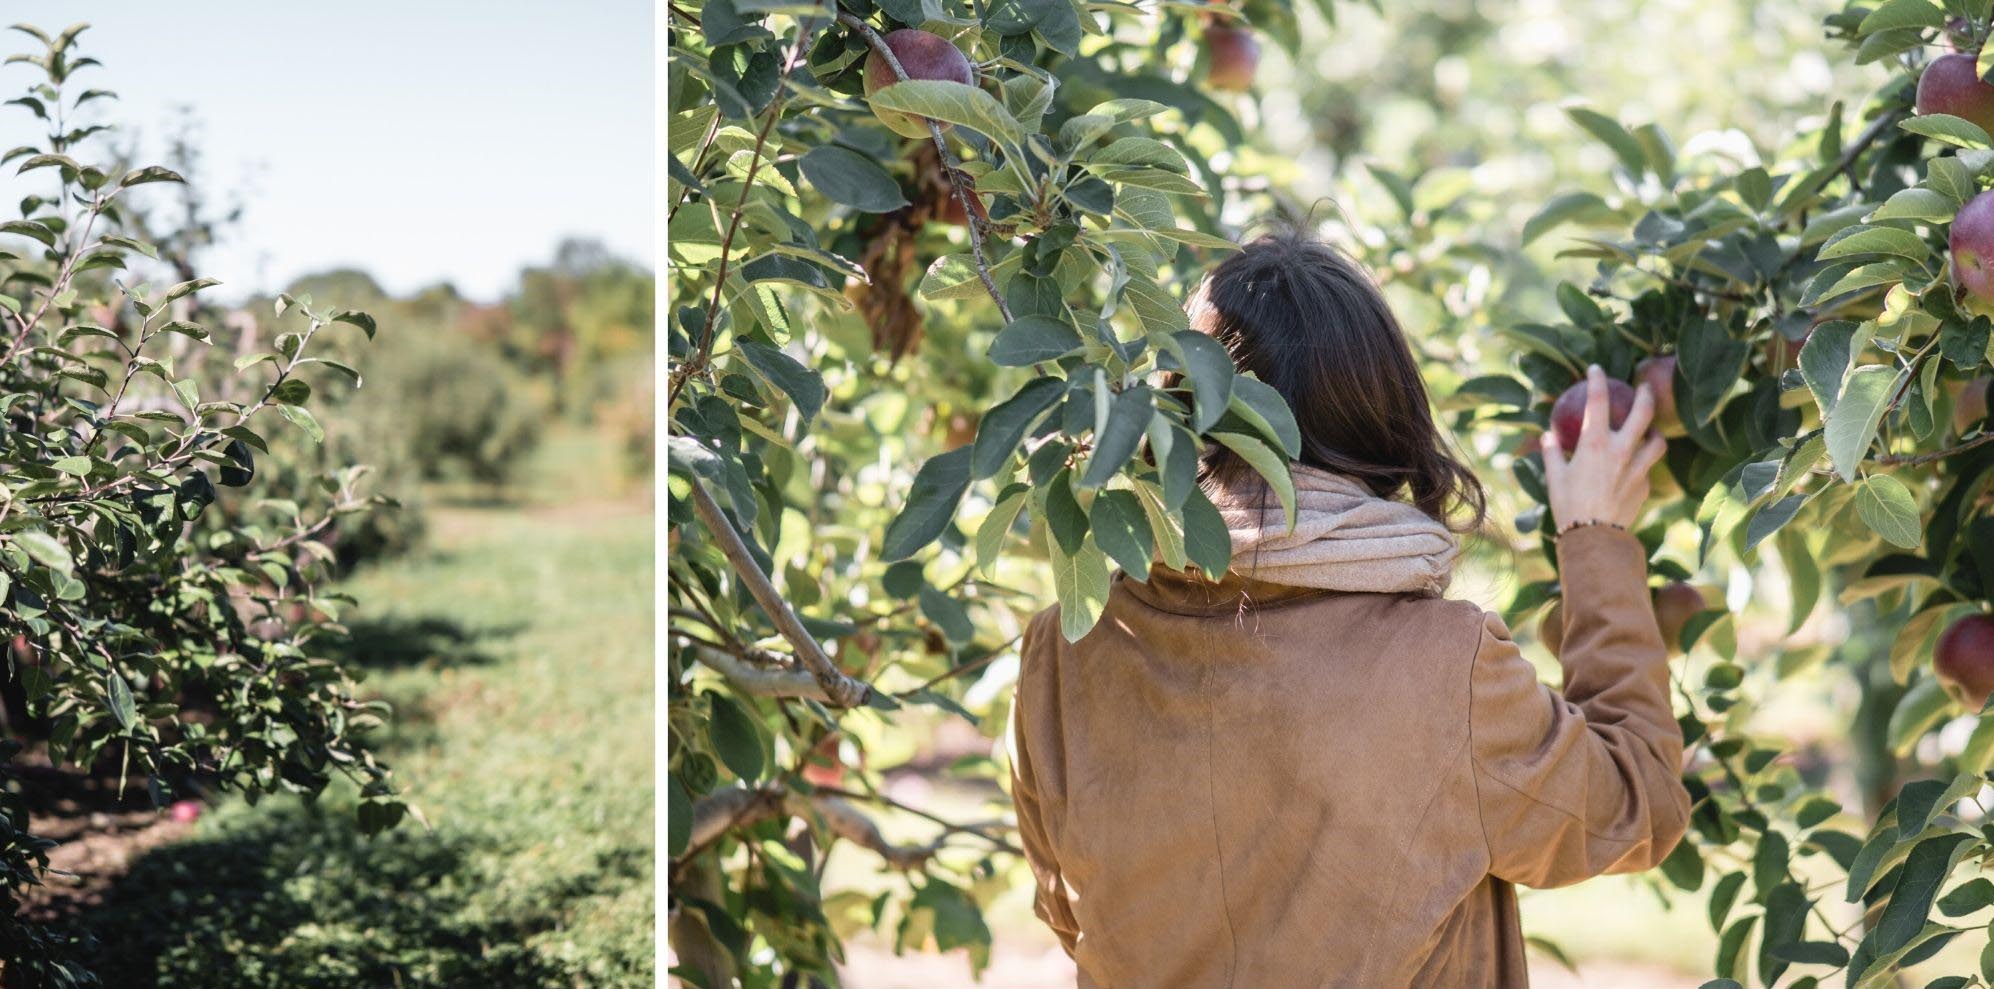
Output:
[1541, 364, 1668, 531]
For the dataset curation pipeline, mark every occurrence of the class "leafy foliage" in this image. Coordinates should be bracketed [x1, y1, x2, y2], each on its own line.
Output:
[1475, 1, 1994, 983]
[0, 24, 407, 982]
[667, 0, 1329, 981]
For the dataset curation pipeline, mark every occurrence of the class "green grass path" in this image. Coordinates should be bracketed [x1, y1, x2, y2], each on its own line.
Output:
[80, 495, 655, 987]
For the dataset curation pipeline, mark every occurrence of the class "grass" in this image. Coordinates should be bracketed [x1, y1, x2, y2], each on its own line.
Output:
[73, 435, 655, 987]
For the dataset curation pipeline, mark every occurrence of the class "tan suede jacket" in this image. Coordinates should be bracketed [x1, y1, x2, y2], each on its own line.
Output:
[1006, 526, 1691, 988]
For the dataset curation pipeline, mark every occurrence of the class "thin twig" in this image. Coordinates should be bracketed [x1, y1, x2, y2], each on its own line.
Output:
[894, 637, 1016, 697]
[685, 475, 874, 708]
[813, 784, 1023, 856]
[1876, 431, 1994, 466]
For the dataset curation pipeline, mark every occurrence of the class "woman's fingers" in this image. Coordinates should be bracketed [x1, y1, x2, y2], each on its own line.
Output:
[1581, 364, 1611, 447]
[1541, 430, 1568, 482]
[1618, 382, 1656, 445]
[1632, 431, 1668, 474]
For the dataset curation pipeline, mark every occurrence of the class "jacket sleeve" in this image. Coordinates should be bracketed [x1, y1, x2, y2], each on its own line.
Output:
[1006, 614, 1080, 957]
[1469, 525, 1691, 889]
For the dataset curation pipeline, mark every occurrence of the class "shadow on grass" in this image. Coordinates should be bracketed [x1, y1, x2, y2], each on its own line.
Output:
[63, 805, 576, 989]
[331, 616, 516, 672]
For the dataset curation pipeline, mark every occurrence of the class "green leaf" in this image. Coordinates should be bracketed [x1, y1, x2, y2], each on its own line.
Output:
[276, 405, 324, 444]
[163, 277, 221, 303]
[1566, 106, 1648, 176]
[1044, 468, 1088, 554]
[989, 315, 1082, 366]
[1522, 191, 1612, 245]
[1825, 365, 1899, 481]
[157, 320, 209, 342]
[1227, 376, 1301, 457]
[1753, 828, 1791, 903]
[668, 776, 693, 856]
[707, 693, 766, 781]
[972, 377, 1064, 479]
[1213, 431, 1295, 531]
[13, 530, 70, 576]
[1180, 489, 1232, 578]
[270, 378, 312, 406]
[106, 671, 136, 730]
[975, 483, 1029, 573]
[1800, 320, 1864, 414]
[798, 146, 908, 213]
[1089, 489, 1155, 579]
[1079, 386, 1153, 488]
[118, 164, 184, 187]
[1869, 832, 1974, 955]
[881, 446, 972, 561]
[1709, 871, 1748, 929]
[330, 309, 377, 338]
[1818, 226, 1930, 263]
[736, 339, 827, 423]
[1757, 881, 1809, 985]
[1899, 113, 1994, 149]
[1937, 877, 1994, 916]
[1171, 331, 1234, 432]
[48, 455, 91, 476]
[1869, 187, 1959, 222]
[1855, 474, 1922, 548]
[865, 80, 1024, 149]
[1049, 533, 1111, 643]
[919, 585, 974, 644]
[1859, 0, 1944, 34]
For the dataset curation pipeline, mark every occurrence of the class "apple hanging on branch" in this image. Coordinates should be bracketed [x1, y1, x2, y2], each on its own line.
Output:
[1549, 377, 1636, 450]
[1952, 189, 1994, 310]
[1935, 613, 1994, 710]
[1203, 19, 1260, 93]
[1634, 354, 1682, 435]
[863, 29, 975, 138]
[1916, 51, 1994, 137]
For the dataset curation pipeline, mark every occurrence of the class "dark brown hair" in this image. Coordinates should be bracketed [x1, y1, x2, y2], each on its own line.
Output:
[1193, 228, 1486, 530]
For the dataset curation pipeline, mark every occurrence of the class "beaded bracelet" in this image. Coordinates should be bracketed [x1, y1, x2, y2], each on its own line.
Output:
[1555, 518, 1627, 539]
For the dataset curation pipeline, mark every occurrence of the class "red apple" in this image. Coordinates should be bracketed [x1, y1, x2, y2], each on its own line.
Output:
[1919, 53, 1994, 136]
[1204, 23, 1260, 93]
[863, 30, 975, 139]
[1954, 190, 1994, 304]
[1955, 376, 1990, 433]
[1934, 613, 1994, 710]
[1550, 378, 1636, 450]
[1635, 355, 1681, 435]
[1653, 582, 1711, 655]
[169, 799, 203, 824]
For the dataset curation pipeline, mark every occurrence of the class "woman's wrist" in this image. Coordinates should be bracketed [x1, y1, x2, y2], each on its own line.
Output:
[1554, 517, 1628, 539]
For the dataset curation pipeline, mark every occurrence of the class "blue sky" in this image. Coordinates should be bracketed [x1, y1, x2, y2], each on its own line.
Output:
[0, 2, 652, 301]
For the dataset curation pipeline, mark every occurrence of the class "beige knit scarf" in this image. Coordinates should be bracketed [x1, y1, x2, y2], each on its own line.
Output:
[1205, 463, 1459, 596]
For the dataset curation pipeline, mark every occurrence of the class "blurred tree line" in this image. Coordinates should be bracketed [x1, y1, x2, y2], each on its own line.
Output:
[121, 128, 656, 567]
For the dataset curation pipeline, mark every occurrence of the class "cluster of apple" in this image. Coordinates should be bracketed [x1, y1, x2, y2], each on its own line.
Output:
[1524, 35, 1994, 708]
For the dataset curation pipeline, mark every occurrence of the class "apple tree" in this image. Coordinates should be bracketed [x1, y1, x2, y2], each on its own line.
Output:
[662, 0, 1349, 981]
[0, 24, 407, 984]
[1479, 0, 1994, 984]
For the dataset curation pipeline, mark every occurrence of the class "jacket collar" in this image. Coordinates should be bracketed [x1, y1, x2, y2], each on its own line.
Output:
[1117, 565, 1334, 617]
